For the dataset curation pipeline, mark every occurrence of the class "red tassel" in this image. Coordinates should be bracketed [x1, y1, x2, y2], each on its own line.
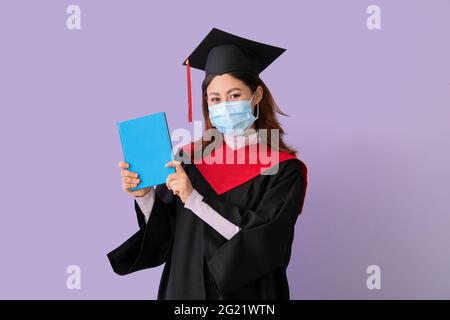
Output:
[186, 59, 192, 123]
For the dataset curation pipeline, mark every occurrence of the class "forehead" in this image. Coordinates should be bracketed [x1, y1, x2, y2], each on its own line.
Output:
[207, 73, 248, 94]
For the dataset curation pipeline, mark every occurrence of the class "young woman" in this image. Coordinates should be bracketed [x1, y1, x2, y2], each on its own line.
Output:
[107, 28, 308, 300]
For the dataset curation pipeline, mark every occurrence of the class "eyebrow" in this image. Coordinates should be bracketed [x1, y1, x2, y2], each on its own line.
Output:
[208, 87, 242, 97]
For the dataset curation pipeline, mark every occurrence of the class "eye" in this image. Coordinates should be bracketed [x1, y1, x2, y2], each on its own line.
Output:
[230, 94, 241, 99]
[210, 97, 220, 103]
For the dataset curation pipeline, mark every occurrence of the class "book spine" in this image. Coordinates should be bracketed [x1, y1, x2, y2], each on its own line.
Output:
[162, 112, 174, 161]
[117, 123, 129, 166]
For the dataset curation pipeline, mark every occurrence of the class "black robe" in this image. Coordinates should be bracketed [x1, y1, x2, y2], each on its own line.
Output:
[107, 147, 308, 300]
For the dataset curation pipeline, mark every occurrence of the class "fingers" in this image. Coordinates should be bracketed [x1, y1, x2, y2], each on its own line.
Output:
[118, 161, 129, 169]
[167, 178, 183, 190]
[122, 177, 140, 185]
[121, 169, 138, 178]
[165, 160, 184, 174]
[119, 161, 138, 178]
[166, 172, 175, 190]
[166, 174, 189, 197]
[166, 172, 181, 189]
[119, 161, 140, 192]
[164, 162, 192, 199]
[166, 173, 188, 191]
[164, 160, 186, 191]
[167, 180, 183, 196]
[122, 183, 138, 191]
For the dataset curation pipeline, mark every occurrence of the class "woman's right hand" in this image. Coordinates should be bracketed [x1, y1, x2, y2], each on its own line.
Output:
[118, 161, 152, 197]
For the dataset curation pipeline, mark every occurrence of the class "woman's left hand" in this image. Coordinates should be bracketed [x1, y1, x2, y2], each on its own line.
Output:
[165, 160, 193, 204]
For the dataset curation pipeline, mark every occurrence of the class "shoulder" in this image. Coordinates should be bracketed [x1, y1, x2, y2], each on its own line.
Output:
[270, 155, 308, 185]
[282, 157, 307, 177]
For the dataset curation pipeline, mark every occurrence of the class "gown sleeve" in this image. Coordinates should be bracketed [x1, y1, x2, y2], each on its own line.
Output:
[107, 184, 176, 275]
[184, 188, 241, 240]
[201, 159, 308, 296]
[134, 186, 156, 223]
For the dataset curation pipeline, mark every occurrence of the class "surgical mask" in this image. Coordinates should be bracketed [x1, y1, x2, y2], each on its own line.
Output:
[208, 92, 259, 136]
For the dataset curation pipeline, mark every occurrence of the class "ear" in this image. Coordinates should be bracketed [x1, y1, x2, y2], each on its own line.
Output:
[255, 85, 264, 105]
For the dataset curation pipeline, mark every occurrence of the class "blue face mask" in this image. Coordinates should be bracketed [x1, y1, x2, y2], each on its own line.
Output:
[208, 92, 259, 136]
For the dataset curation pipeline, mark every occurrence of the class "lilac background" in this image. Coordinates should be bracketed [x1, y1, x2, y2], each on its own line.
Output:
[0, 0, 449, 299]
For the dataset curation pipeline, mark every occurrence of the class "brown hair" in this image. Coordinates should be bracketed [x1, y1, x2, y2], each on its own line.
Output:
[188, 71, 297, 158]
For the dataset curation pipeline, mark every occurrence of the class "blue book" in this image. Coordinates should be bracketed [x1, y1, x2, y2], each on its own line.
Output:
[117, 112, 175, 191]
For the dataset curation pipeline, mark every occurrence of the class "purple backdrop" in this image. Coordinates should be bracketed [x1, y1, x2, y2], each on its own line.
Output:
[0, 0, 449, 299]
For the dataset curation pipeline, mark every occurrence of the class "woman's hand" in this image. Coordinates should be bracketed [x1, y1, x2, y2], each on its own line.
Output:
[118, 161, 152, 197]
[165, 160, 193, 203]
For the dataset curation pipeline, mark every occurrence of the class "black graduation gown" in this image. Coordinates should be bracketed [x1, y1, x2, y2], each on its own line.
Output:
[107, 147, 308, 300]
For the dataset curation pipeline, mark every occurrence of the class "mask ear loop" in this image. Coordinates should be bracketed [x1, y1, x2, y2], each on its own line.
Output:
[250, 91, 259, 119]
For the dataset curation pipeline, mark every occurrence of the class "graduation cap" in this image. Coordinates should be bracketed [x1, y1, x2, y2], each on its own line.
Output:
[182, 28, 286, 123]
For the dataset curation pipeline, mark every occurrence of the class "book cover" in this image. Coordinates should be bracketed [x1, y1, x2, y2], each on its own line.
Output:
[117, 112, 175, 191]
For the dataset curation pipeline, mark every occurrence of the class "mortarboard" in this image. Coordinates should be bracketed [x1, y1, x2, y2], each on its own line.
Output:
[182, 28, 286, 123]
